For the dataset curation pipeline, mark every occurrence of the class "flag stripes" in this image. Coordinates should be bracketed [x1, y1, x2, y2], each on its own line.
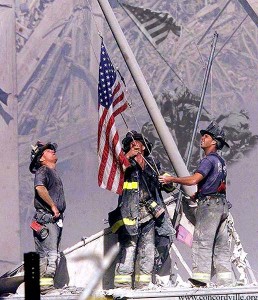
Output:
[97, 41, 128, 194]
[122, 3, 181, 46]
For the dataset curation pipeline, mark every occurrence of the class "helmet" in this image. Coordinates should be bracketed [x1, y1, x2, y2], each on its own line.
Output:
[200, 121, 229, 149]
[122, 131, 153, 157]
[29, 141, 57, 173]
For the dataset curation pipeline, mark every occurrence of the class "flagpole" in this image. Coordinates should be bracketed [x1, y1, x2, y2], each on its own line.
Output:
[172, 32, 218, 227]
[185, 32, 218, 168]
[96, 0, 196, 196]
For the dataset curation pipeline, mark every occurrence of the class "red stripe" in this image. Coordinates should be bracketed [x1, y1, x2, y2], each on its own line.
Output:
[98, 114, 115, 185]
[109, 151, 125, 195]
[106, 132, 120, 190]
[114, 103, 127, 117]
[98, 62, 128, 193]
[98, 88, 126, 189]
[113, 92, 125, 108]
[112, 81, 121, 96]
[98, 108, 108, 149]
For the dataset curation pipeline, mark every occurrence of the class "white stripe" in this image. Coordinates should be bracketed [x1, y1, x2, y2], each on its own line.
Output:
[148, 24, 169, 34]
[152, 32, 168, 44]
[112, 80, 126, 110]
[100, 119, 120, 192]
[143, 17, 160, 27]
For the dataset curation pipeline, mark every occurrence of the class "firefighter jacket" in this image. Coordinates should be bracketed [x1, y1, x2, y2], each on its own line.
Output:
[108, 157, 175, 239]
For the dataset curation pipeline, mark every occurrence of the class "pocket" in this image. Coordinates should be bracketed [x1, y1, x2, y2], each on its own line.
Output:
[30, 220, 49, 240]
[35, 211, 53, 224]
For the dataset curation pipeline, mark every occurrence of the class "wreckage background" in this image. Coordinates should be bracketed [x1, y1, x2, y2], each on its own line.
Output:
[0, 0, 256, 282]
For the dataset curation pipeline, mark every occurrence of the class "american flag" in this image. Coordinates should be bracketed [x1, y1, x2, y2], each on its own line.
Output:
[121, 3, 181, 47]
[98, 41, 129, 195]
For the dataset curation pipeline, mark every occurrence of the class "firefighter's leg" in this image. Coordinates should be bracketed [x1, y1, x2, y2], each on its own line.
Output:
[213, 203, 233, 286]
[154, 235, 173, 274]
[114, 235, 137, 289]
[191, 199, 223, 285]
[135, 220, 155, 289]
[34, 222, 62, 294]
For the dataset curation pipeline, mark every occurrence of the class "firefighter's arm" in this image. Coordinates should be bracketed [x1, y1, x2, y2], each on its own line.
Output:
[120, 145, 142, 171]
[35, 185, 60, 219]
[159, 172, 204, 186]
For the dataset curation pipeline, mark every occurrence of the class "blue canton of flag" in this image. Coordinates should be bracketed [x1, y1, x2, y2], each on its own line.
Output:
[98, 45, 117, 109]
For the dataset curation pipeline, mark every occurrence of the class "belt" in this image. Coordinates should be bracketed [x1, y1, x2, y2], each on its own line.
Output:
[35, 209, 63, 223]
[198, 193, 225, 201]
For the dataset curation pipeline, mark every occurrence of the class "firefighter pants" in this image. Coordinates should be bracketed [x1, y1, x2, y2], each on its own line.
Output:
[34, 221, 62, 292]
[192, 196, 232, 286]
[114, 220, 155, 289]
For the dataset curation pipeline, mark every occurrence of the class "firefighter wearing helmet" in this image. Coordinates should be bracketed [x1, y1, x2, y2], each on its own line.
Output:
[29, 141, 66, 295]
[159, 121, 232, 287]
[109, 130, 175, 289]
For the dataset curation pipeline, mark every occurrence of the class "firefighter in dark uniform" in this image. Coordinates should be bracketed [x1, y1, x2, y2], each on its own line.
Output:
[109, 131, 175, 289]
[159, 122, 233, 287]
[29, 141, 66, 295]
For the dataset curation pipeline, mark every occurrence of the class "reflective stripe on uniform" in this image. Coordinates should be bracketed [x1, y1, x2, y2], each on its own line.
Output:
[40, 277, 54, 286]
[123, 182, 138, 189]
[163, 173, 171, 176]
[111, 218, 136, 233]
[150, 201, 157, 208]
[192, 272, 210, 283]
[217, 272, 232, 280]
[135, 274, 152, 283]
[114, 274, 132, 283]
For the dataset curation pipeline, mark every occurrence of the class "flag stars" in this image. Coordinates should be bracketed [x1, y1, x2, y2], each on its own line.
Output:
[98, 43, 120, 109]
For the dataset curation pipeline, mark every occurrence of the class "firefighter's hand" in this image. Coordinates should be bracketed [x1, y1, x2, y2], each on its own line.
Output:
[51, 205, 60, 219]
[159, 174, 173, 184]
[126, 142, 142, 158]
[126, 148, 139, 159]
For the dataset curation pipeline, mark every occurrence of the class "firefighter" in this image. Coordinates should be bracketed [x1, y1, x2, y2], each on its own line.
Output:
[109, 131, 175, 289]
[29, 141, 66, 295]
[159, 121, 233, 287]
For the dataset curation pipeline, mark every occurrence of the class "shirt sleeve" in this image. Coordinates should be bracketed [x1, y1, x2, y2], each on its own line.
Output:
[195, 157, 213, 178]
[34, 166, 48, 188]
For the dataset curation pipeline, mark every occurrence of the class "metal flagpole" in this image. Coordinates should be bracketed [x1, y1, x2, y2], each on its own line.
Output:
[185, 32, 218, 168]
[96, 0, 196, 197]
[197, 0, 231, 45]
[171, 32, 218, 227]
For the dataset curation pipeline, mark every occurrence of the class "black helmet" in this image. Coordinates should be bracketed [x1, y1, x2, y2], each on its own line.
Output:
[29, 141, 57, 173]
[200, 121, 229, 150]
[122, 131, 153, 157]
